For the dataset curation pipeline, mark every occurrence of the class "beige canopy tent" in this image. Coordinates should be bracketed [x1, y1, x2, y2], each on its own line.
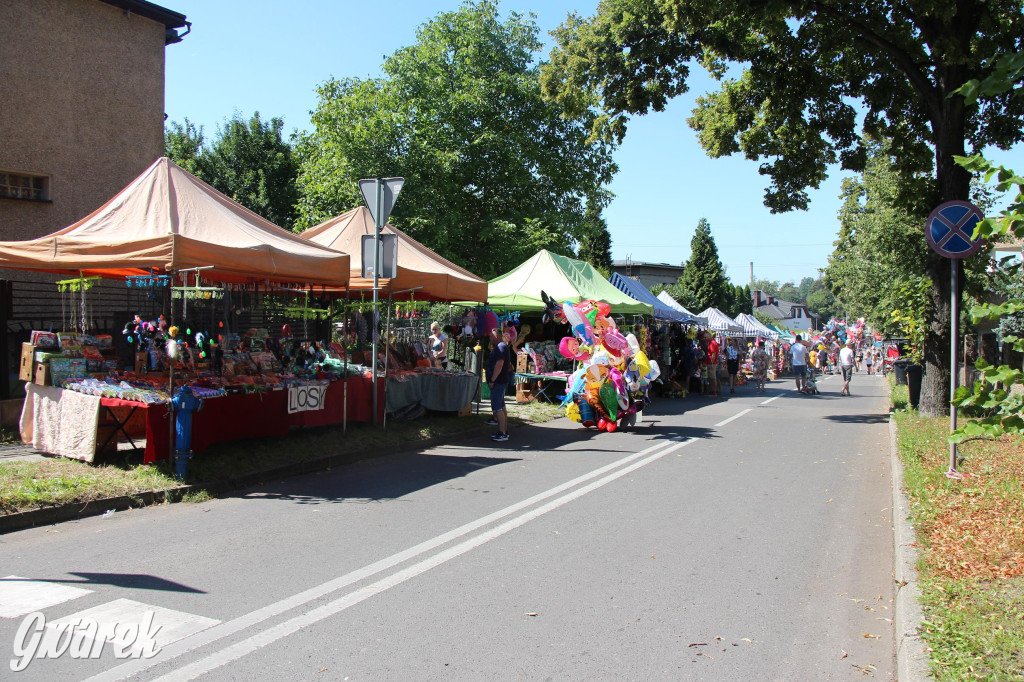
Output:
[299, 206, 487, 302]
[0, 157, 350, 286]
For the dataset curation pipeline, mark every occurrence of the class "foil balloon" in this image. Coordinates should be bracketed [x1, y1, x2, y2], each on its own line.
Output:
[602, 328, 628, 355]
[558, 336, 591, 361]
[562, 302, 593, 346]
[625, 333, 641, 356]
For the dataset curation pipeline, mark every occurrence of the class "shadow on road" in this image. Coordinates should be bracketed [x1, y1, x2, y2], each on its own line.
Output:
[821, 413, 890, 424]
[2, 573, 207, 593]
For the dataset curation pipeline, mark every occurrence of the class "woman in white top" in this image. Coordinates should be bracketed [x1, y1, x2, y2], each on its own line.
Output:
[428, 322, 449, 370]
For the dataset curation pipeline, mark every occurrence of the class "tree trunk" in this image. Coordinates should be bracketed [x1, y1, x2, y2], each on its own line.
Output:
[920, 92, 970, 417]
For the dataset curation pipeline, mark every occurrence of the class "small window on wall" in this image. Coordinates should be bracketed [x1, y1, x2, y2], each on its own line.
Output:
[0, 171, 49, 201]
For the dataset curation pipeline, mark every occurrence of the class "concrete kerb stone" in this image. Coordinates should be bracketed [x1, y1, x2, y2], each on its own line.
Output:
[889, 416, 932, 681]
[0, 421, 509, 535]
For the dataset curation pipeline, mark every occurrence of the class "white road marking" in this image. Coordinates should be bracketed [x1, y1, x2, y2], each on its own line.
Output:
[145, 437, 698, 682]
[715, 409, 752, 427]
[760, 395, 781, 405]
[0, 575, 91, 618]
[86, 437, 692, 682]
[47, 599, 218, 655]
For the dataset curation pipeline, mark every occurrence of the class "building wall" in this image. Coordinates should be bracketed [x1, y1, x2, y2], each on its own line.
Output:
[610, 263, 686, 290]
[0, 0, 167, 242]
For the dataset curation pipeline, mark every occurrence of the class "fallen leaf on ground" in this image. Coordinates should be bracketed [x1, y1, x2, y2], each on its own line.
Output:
[741, 638, 753, 643]
[525, 612, 538, 617]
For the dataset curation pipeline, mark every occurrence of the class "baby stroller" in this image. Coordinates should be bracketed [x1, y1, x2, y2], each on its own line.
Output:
[801, 370, 820, 395]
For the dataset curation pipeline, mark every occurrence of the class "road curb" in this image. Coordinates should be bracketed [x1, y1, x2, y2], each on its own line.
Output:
[0, 422, 506, 535]
[889, 416, 932, 681]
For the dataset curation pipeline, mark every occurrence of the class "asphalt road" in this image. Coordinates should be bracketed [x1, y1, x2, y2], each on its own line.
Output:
[1, 370, 895, 681]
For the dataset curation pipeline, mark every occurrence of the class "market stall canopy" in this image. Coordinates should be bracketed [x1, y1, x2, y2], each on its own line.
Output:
[698, 307, 744, 336]
[655, 291, 708, 326]
[734, 312, 779, 339]
[0, 157, 351, 286]
[299, 206, 487, 302]
[608, 273, 700, 323]
[482, 250, 653, 314]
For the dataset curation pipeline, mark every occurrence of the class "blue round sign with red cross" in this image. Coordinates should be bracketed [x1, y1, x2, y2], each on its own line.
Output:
[926, 200, 986, 259]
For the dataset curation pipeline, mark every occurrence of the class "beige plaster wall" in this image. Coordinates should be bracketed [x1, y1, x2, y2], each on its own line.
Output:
[0, 0, 168, 242]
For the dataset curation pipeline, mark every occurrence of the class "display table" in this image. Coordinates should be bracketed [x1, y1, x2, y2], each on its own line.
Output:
[385, 373, 478, 413]
[138, 376, 384, 463]
[514, 372, 569, 403]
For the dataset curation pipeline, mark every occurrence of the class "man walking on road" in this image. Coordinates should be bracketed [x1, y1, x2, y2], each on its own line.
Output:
[839, 338, 856, 396]
[790, 334, 810, 392]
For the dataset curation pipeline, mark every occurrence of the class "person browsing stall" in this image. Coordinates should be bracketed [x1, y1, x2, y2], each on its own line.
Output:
[428, 322, 449, 369]
[485, 325, 512, 442]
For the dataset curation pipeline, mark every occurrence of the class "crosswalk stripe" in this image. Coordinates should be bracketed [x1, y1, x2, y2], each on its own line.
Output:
[0, 575, 92, 618]
[47, 598, 220, 656]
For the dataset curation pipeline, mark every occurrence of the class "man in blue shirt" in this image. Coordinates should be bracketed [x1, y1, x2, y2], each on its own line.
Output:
[485, 325, 512, 441]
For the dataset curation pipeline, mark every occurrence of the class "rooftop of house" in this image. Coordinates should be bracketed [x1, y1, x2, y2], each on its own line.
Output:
[98, 0, 190, 43]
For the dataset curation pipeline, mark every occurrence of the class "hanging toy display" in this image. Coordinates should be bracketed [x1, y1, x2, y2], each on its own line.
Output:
[558, 299, 660, 432]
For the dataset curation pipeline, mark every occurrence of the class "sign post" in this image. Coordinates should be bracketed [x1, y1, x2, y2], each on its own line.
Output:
[358, 177, 404, 424]
[925, 200, 985, 479]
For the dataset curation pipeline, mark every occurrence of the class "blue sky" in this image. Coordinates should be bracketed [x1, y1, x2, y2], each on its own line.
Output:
[163, 0, 1023, 286]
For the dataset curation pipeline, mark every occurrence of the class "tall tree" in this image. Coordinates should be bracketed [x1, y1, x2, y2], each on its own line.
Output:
[165, 113, 300, 228]
[542, 0, 1024, 415]
[824, 137, 990, 343]
[669, 218, 730, 312]
[296, 0, 617, 279]
[577, 204, 614, 273]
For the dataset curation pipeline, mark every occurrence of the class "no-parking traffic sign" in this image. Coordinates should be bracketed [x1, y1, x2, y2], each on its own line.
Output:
[926, 200, 985, 259]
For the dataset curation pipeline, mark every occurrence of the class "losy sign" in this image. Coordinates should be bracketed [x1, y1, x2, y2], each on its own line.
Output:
[287, 384, 327, 414]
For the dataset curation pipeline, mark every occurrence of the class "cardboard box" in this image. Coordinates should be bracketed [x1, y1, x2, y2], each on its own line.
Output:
[456, 402, 473, 417]
[516, 385, 536, 403]
[516, 353, 528, 373]
[20, 343, 35, 382]
[33, 361, 51, 386]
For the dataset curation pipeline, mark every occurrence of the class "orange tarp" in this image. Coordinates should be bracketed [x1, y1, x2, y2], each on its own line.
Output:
[0, 157, 350, 286]
[299, 206, 487, 302]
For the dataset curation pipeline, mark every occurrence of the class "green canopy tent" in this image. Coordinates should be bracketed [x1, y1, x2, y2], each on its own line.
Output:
[479, 249, 653, 314]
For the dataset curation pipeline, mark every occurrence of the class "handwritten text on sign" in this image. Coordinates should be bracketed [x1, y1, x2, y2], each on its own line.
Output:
[288, 384, 327, 414]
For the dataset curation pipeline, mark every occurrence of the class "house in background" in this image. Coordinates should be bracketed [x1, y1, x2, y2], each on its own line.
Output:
[0, 0, 189, 245]
[751, 289, 819, 333]
[610, 259, 686, 290]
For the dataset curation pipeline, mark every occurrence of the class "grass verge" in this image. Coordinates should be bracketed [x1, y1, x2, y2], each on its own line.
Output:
[892, 408, 1024, 681]
[0, 398, 564, 516]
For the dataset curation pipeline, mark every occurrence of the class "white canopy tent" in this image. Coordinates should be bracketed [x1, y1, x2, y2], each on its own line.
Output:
[698, 307, 744, 336]
[734, 312, 779, 339]
[655, 291, 708, 327]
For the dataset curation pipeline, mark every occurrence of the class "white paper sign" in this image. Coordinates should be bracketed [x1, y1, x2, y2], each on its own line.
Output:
[288, 384, 327, 414]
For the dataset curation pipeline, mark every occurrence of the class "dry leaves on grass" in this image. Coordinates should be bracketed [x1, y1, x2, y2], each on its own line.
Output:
[920, 435, 1024, 580]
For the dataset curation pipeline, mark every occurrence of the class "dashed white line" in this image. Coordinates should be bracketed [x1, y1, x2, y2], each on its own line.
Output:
[715, 408, 752, 427]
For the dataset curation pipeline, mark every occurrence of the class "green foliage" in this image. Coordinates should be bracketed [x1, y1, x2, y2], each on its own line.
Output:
[542, 0, 1024, 213]
[950, 51, 1024, 443]
[165, 113, 300, 228]
[888, 277, 931, 365]
[296, 0, 618, 279]
[576, 204, 614, 272]
[668, 218, 730, 312]
[543, 0, 1024, 415]
[752, 310, 775, 329]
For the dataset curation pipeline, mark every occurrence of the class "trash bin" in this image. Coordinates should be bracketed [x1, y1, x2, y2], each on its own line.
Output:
[893, 359, 909, 385]
[907, 364, 923, 408]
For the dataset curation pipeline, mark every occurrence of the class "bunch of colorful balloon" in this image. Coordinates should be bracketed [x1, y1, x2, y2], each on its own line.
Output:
[556, 300, 660, 432]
